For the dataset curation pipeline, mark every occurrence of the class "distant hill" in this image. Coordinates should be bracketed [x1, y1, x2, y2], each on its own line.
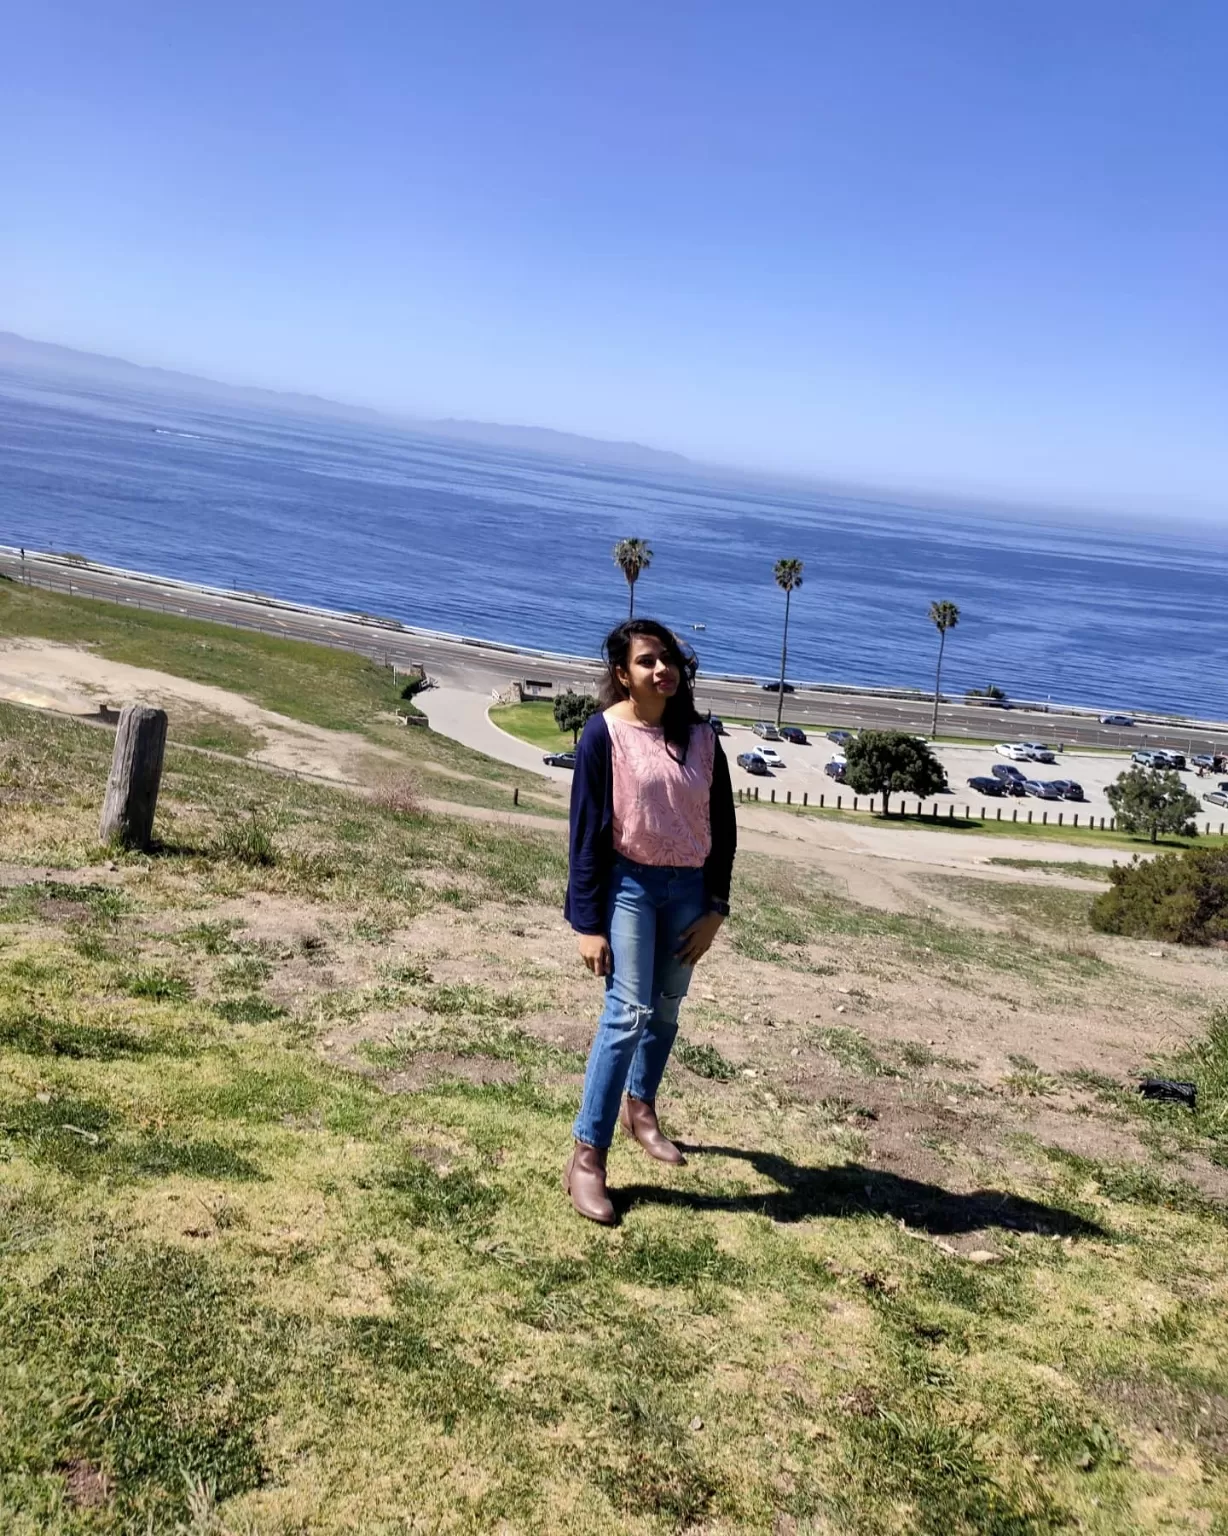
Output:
[0, 331, 691, 473]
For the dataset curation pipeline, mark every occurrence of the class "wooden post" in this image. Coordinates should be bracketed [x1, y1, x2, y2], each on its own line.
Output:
[803, 791, 808, 807]
[786, 790, 791, 805]
[853, 797, 859, 811]
[99, 705, 167, 850]
[513, 786, 519, 806]
[819, 793, 824, 807]
[771, 788, 776, 803]
[837, 795, 842, 809]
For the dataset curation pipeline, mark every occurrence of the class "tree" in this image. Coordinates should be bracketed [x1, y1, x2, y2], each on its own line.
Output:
[553, 690, 597, 744]
[843, 730, 947, 817]
[612, 538, 653, 617]
[928, 600, 960, 739]
[1105, 767, 1200, 844]
[772, 558, 804, 729]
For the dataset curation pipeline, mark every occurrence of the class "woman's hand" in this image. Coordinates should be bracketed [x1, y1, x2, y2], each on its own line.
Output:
[578, 933, 613, 976]
[676, 911, 725, 966]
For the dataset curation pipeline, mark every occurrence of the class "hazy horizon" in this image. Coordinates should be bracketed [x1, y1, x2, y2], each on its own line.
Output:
[3, 326, 1224, 536]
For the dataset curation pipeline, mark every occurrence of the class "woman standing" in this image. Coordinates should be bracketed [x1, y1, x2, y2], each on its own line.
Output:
[563, 620, 737, 1224]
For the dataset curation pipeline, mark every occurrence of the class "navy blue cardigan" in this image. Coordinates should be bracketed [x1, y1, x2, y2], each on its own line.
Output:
[563, 712, 737, 936]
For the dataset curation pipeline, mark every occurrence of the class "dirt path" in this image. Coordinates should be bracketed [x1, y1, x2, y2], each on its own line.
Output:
[0, 638, 404, 783]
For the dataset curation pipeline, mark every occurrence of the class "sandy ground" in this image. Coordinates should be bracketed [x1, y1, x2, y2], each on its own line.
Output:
[0, 638, 392, 783]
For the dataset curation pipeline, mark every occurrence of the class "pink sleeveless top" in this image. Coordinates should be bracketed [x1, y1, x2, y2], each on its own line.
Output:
[606, 712, 716, 868]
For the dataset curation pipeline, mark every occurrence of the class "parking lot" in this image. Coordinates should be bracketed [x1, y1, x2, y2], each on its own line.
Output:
[723, 723, 1228, 828]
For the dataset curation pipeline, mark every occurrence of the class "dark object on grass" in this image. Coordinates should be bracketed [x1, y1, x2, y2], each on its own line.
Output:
[1138, 1077, 1197, 1109]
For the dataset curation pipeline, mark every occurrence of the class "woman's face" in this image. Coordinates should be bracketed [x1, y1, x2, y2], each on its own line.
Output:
[618, 633, 679, 705]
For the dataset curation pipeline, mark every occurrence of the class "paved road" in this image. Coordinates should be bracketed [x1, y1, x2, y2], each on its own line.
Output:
[7, 549, 1226, 754]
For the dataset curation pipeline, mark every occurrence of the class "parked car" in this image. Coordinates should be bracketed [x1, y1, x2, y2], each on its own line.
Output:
[1204, 791, 1228, 808]
[995, 743, 1032, 761]
[752, 722, 781, 741]
[826, 729, 852, 745]
[1159, 751, 1187, 770]
[761, 681, 795, 693]
[824, 759, 847, 781]
[968, 776, 1005, 796]
[1132, 750, 1169, 768]
[543, 751, 576, 769]
[757, 746, 785, 768]
[707, 715, 726, 735]
[1020, 742, 1057, 763]
[991, 763, 1027, 784]
[1023, 779, 1062, 800]
[737, 751, 770, 775]
[1099, 713, 1135, 727]
[1048, 779, 1085, 801]
[1191, 754, 1216, 770]
[779, 726, 808, 745]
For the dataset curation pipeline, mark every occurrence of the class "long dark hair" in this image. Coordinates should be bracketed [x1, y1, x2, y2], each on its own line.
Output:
[598, 619, 701, 763]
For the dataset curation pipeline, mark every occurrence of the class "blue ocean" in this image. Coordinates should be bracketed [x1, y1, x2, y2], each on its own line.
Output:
[3, 365, 1226, 718]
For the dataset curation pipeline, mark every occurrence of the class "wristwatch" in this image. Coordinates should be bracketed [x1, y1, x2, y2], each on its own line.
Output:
[708, 898, 731, 918]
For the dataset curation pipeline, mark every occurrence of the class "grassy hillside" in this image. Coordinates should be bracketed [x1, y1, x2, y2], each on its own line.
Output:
[1, 699, 1227, 1532]
[0, 581, 564, 816]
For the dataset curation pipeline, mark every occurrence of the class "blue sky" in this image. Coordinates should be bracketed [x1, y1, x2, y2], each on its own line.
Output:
[3, 1, 1225, 513]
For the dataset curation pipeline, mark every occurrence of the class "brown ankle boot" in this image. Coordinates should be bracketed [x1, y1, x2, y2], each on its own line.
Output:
[619, 1096, 686, 1165]
[563, 1142, 615, 1225]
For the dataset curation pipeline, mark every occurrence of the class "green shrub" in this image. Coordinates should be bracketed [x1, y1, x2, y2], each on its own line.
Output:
[213, 809, 277, 867]
[1090, 847, 1228, 945]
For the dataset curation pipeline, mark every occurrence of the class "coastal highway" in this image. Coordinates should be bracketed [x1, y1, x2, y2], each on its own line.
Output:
[4, 549, 1226, 755]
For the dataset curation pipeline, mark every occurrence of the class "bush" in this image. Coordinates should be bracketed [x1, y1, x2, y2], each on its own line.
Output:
[213, 810, 277, 867]
[372, 775, 423, 817]
[1090, 847, 1228, 945]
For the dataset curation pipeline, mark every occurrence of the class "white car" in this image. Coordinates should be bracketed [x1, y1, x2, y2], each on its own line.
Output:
[1020, 741, 1057, 763]
[995, 743, 1032, 761]
[756, 746, 785, 768]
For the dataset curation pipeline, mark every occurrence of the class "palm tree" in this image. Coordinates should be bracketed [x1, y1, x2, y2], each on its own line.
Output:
[772, 558, 804, 728]
[928, 600, 960, 739]
[612, 537, 653, 617]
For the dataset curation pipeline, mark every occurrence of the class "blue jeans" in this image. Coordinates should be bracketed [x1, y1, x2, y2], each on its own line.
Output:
[572, 857, 708, 1150]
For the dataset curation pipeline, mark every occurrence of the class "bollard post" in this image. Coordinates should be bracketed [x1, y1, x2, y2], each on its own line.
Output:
[853, 797, 858, 812]
[771, 788, 776, 803]
[1028, 810, 1033, 823]
[513, 786, 519, 806]
[755, 787, 759, 801]
[1042, 811, 1048, 825]
[786, 790, 791, 805]
[803, 791, 808, 807]
[1057, 812, 1062, 826]
[1072, 813, 1078, 827]
[837, 795, 842, 809]
[996, 807, 1002, 821]
[964, 805, 969, 819]
[1013, 808, 1018, 822]
[948, 804, 954, 820]
[819, 793, 824, 808]
[99, 704, 168, 851]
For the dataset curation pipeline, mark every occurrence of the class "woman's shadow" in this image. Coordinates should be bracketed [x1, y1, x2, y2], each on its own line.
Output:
[613, 1143, 1103, 1238]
